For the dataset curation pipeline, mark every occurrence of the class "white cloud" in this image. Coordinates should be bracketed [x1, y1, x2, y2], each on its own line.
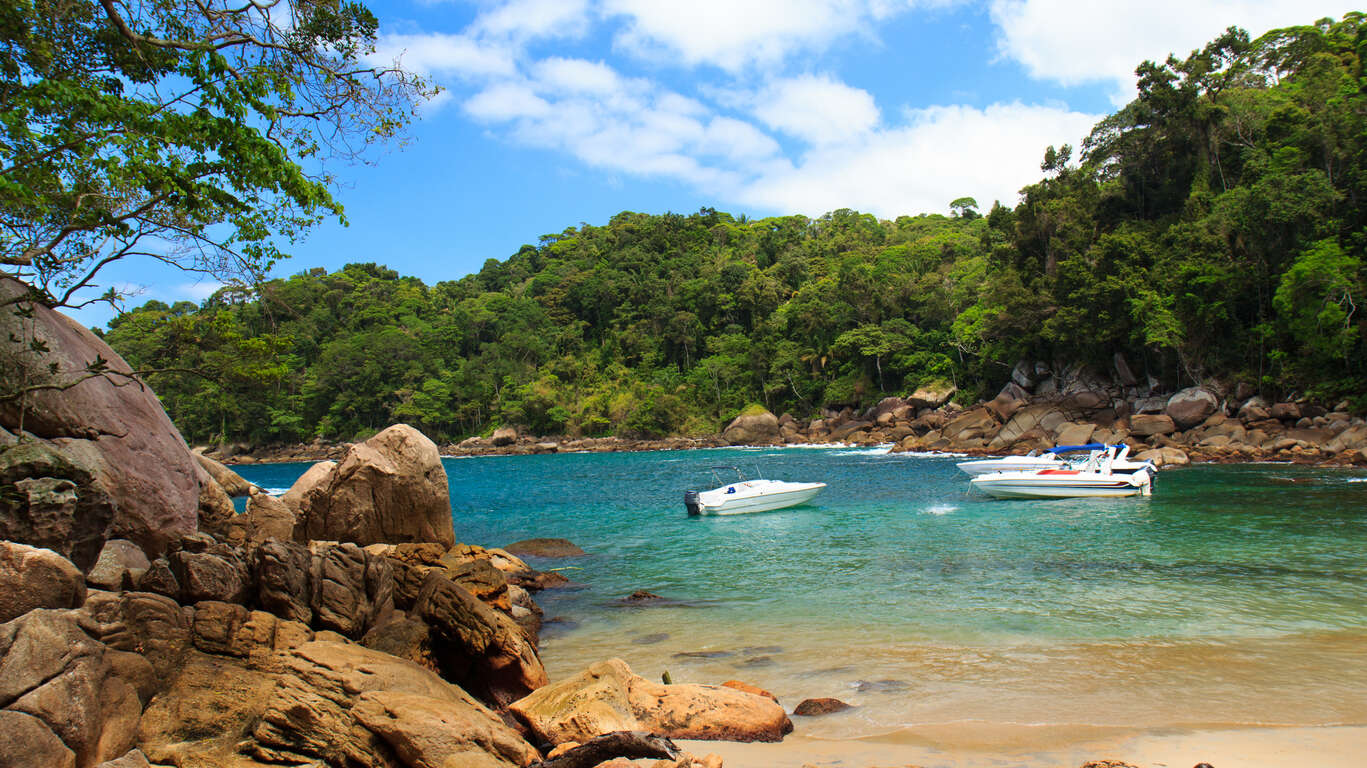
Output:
[752, 75, 880, 145]
[465, 83, 553, 120]
[532, 58, 625, 95]
[989, 0, 1360, 102]
[738, 102, 1100, 217]
[470, 0, 593, 42]
[371, 32, 515, 79]
[603, 0, 876, 71]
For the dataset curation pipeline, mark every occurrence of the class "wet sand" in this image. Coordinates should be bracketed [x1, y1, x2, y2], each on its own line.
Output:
[679, 724, 1367, 767]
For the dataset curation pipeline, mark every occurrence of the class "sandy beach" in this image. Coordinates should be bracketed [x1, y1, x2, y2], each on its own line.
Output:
[680, 724, 1367, 767]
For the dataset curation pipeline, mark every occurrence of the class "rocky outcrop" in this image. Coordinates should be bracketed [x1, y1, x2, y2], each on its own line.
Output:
[906, 380, 955, 409]
[0, 279, 202, 567]
[510, 658, 791, 745]
[722, 407, 780, 445]
[85, 540, 150, 592]
[137, 637, 540, 768]
[292, 424, 455, 548]
[191, 452, 254, 497]
[0, 610, 143, 768]
[279, 459, 335, 511]
[0, 541, 86, 623]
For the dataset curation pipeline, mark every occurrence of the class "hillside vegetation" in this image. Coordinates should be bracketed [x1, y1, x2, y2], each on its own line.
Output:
[104, 15, 1367, 444]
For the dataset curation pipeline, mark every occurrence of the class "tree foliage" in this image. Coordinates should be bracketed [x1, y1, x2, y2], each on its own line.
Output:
[103, 14, 1367, 443]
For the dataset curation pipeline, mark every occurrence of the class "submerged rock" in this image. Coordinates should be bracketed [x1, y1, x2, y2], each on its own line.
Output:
[505, 538, 585, 558]
[792, 697, 852, 716]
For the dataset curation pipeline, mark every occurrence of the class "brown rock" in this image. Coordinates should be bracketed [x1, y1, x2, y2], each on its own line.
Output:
[413, 573, 547, 707]
[792, 697, 852, 716]
[193, 463, 235, 539]
[906, 381, 956, 409]
[0, 610, 142, 767]
[989, 405, 1059, 448]
[1166, 387, 1218, 430]
[491, 427, 519, 447]
[253, 540, 313, 625]
[92, 749, 149, 768]
[352, 689, 541, 767]
[510, 658, 792, 745]
[192, 452, 254, 497]
[311, 542, 395, 638]
[293, 424, 455, 548]
[85, 540, 149, 592]
[1054, 422, 1096, 446]
[78, 591, 192, 682]
[239, 490, 296, 544]
[505, 538, 586, 558]
[941, 409, 997, 443]
[0, 710, 76, 768]
[1129, 413, 1177, 437]
[1270, 402, 1301, 421]
[170, 545, 249, 605]
[0, 541, 85, 623]
[722, 409, 780, 446]
[279, 459, 336, 511]
[0, 279, 199, 567]
[721, 680, 777, 702]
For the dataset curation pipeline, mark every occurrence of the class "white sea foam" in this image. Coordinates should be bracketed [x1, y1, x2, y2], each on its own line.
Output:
[926, 504, 957, 515]
[264, 487, 291, 496]
[1348, 477, 1367, 483]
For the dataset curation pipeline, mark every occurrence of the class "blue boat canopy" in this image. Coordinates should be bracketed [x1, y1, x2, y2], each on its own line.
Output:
[1049, 443, 1108, 454]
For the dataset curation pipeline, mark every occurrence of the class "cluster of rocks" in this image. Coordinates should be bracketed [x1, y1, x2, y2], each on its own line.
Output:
[715, 370, 1366, 467]
[2, 288, 791, 768]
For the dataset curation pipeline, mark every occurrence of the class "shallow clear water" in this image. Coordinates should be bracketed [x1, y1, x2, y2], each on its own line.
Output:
[238, 447, 1367, 736]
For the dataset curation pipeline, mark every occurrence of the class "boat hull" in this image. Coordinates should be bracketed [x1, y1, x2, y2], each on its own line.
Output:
[970, 471, 1152, 499]
[693, 482, 826, 515]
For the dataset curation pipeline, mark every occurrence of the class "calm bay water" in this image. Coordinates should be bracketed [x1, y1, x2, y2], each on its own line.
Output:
[238, 447, 1367, 738]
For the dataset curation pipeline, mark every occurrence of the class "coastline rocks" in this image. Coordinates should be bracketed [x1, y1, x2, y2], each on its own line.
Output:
[1166, 387, 1218, 430]
[0, 278, 201, 568]
[510, 658, 792, 745]
[491, 427, 519, 447]
[723, 408, 780, 446]
[0, 542, 86, 623]
[906, 381, 956, 409]
[292, 424, 455, 548]
[231, 489, 296, 545]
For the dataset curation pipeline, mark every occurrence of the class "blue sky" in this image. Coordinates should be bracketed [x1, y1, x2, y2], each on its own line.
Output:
[73, 0, 1357, 328]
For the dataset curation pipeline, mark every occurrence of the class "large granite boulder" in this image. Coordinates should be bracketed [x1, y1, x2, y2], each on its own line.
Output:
[0, 279, 201, 568]
[293, 425, 454, 547]
[138, 638, 539, 768]
[0, 541, 85, 623]
[905, 380, 956, 410]
[510, 658, 792, 746]
[1166, 387, 1218, 430]
[0, 610, 143, 768]
[722, 407, 780, 446]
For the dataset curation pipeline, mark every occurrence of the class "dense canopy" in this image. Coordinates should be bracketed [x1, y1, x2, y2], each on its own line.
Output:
[104, 14, 1367, 444]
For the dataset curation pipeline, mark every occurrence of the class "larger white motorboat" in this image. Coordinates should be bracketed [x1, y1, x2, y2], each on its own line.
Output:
[957, 443, 1154, 477]
[684, 467, 826, 515]
[969, 445, 1155, 499]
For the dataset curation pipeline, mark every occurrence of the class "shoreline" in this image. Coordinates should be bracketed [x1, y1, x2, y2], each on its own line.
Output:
[678, 723, 1367, 768]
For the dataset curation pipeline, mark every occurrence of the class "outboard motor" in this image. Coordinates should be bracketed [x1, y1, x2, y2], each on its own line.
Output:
[684, 490, 701, 516]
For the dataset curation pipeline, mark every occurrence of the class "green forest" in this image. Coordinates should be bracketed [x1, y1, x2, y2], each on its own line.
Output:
[101, 15, 1367, 445]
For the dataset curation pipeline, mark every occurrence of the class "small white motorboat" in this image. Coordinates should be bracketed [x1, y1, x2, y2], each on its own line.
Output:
[684, 467, 826, 515]
[969, 445, 1155, 499]
[957, 443, 1154, 477]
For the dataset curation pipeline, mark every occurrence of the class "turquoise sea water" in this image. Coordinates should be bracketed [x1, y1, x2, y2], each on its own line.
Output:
[238, 447, 1367, 738]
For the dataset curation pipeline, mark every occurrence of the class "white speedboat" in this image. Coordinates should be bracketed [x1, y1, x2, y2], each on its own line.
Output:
[969, 445, 1155, 499]
[685, 467, 826, 515]
[957, 443, 1154, 477]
